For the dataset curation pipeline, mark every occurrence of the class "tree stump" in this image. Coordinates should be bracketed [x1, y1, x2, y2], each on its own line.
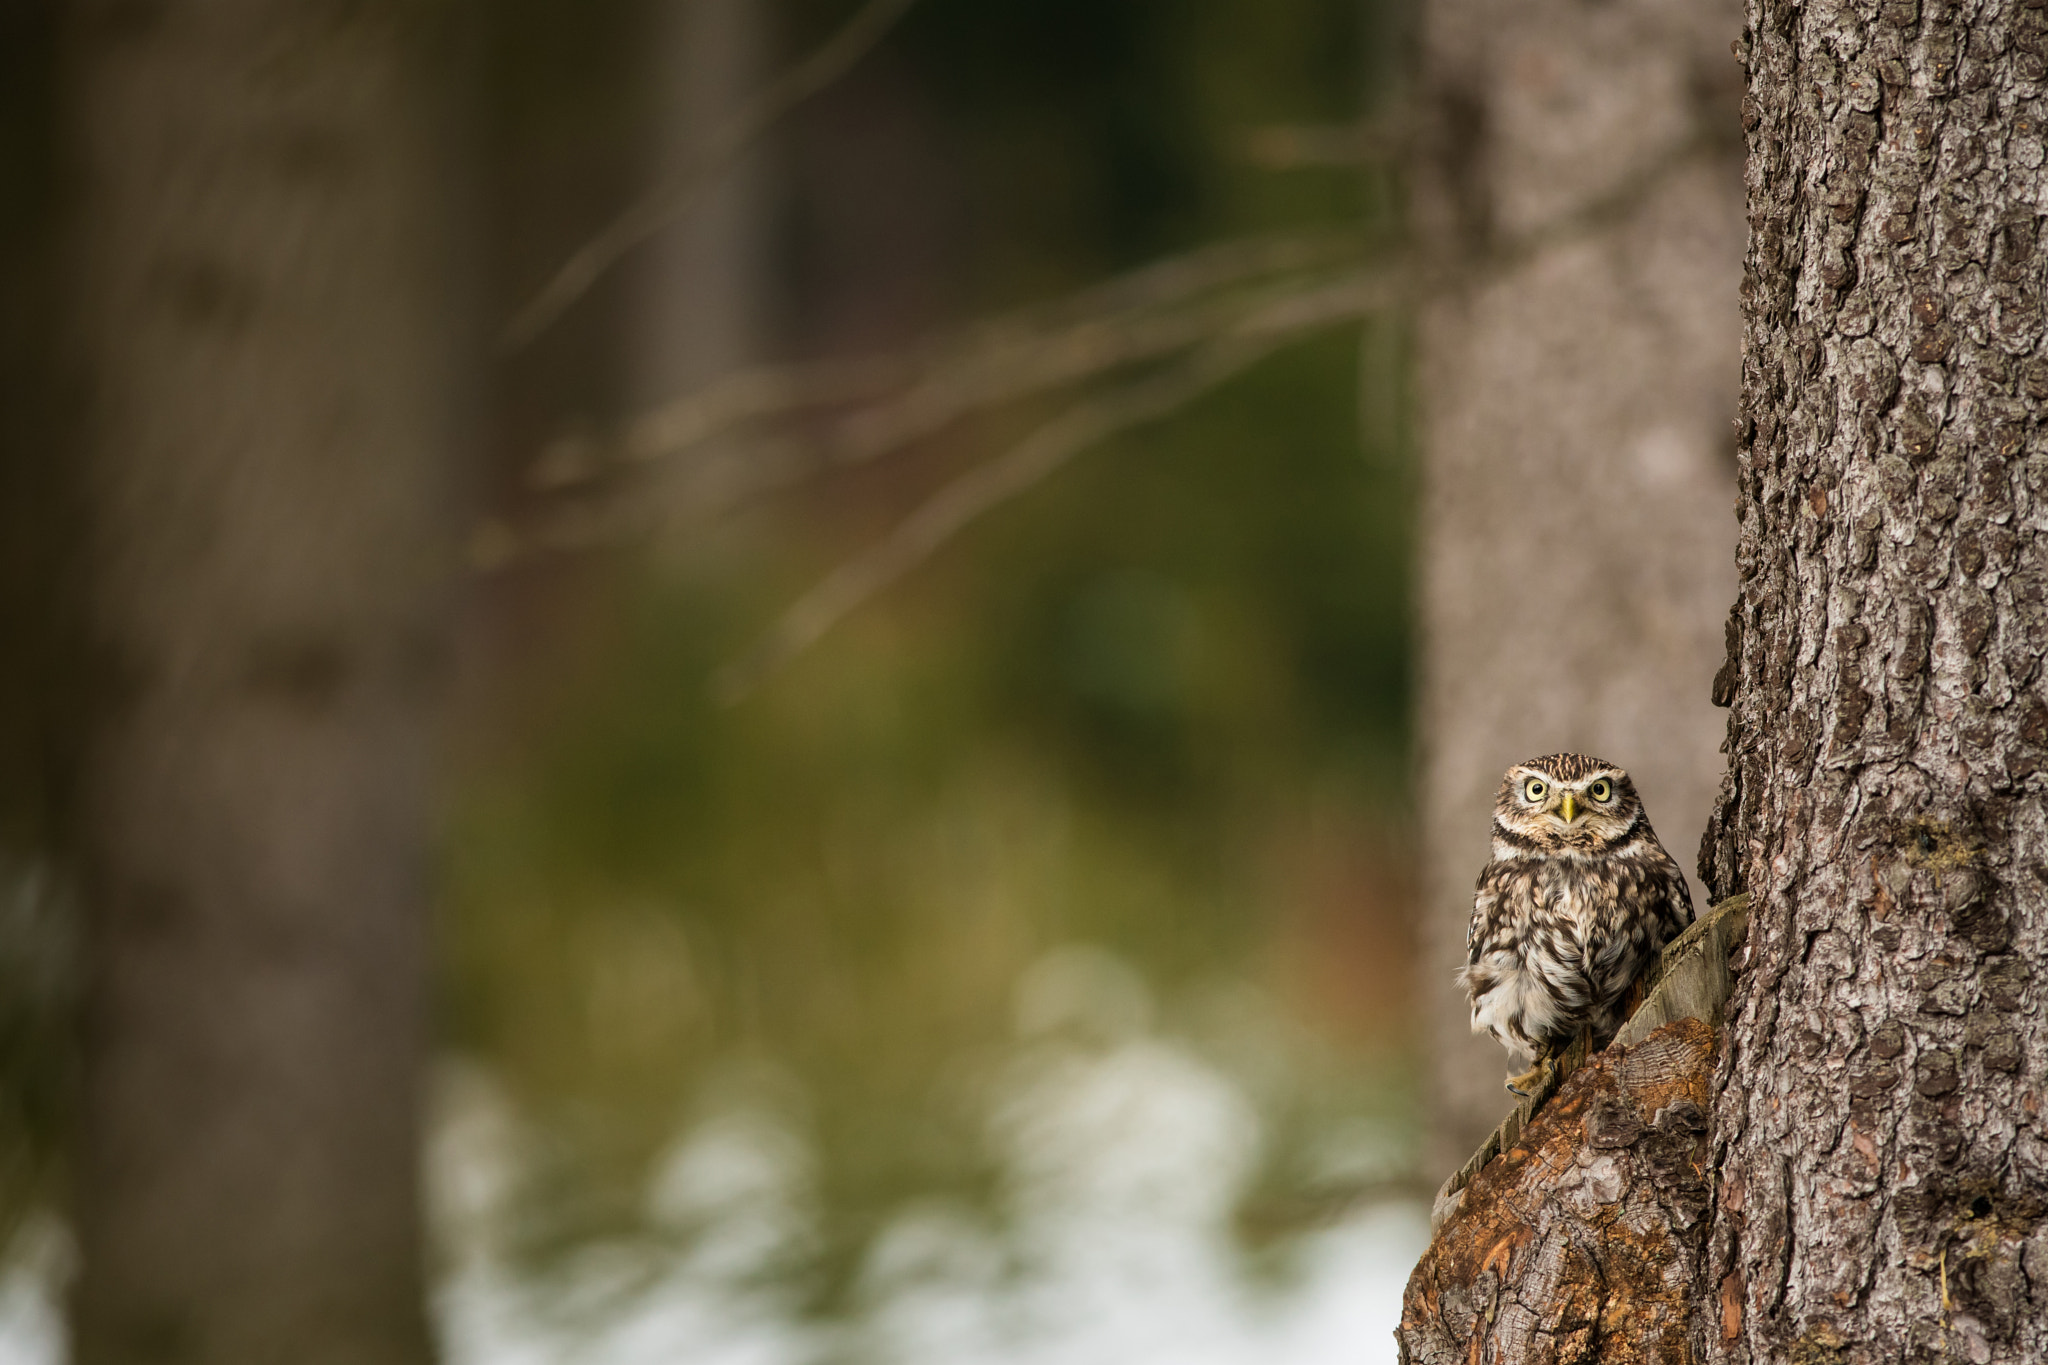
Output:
[1400, 897, 1751, 1363]
[1399, 1018, 1718, 1365]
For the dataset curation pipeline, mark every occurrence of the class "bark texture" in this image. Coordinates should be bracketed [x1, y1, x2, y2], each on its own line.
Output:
[1699, 1, 2048, 1361]
[67, 1, 457, 1360]
[1402, 1018, 1719, 1365]
[1414, 0, 1747, 1167]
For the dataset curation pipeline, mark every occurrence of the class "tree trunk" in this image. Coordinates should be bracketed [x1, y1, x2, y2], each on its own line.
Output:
[1400, 2, 2048, 1360]
[65, 2, 459, 1360]
[630, 0, 769, 408]
[0, 0, 76, 1257]
[1698, 2, 2048, 1360]
[1412, 0, 1747, 1168]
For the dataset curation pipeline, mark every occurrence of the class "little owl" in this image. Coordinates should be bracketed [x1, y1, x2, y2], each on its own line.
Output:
[1459, 753, 1693, 1096]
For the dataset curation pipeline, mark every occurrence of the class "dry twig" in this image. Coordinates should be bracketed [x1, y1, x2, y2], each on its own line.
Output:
[502, 0, 920, 350]
[710, 333, 1290, 702]
[711, 264, 1409, 700]
[529, 232, 1368, 481]
[480, 121, 1730, 694]
[702, 127, 1726, 695]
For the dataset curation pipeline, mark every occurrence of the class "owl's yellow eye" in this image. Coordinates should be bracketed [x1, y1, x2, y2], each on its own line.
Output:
[1589, 779, 1613, 802]
[1523, 778, 1547, 802]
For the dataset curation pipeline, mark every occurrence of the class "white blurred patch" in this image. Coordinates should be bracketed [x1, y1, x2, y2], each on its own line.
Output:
[429, 948, 1426, 1365]
[0, 1221, 67, 1365]
[993, 1037, 1259, 1231]
[645, 1109, 818, 1281]
[429, 1060, 527, 1253]
[0, 953, 1428, 1365]
[1013, 944, 1154, 1042]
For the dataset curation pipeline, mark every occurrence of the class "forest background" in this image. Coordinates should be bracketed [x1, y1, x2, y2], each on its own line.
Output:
[0, 0, 1739, 1361]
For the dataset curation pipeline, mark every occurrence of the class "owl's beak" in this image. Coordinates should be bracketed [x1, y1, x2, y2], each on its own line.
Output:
[1558, 793, 1578, 823]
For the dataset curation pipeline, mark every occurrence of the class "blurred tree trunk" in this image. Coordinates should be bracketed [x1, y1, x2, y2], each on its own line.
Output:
[1411, 0, 1746, 1168]
[630, 0, 769, 408]
[65, 2, 461, 1361]
[0, 0, 77, 1257]
[0, 4, 69, 861]
[1697, 2, 2048, 1359]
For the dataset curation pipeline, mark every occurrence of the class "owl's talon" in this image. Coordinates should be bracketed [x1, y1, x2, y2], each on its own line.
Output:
[1505, 1053, 1554, 1099]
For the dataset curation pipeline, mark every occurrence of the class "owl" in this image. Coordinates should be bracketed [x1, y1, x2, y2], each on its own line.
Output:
[1458, 753, 1694, 1096]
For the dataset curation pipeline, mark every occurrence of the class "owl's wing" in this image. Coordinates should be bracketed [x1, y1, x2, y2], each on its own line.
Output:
[1466, 861, 1512, 962]
[1651, 847, 1697, 942]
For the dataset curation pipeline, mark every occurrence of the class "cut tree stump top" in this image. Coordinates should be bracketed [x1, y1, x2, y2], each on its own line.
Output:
[1429, 894, 1751, 1230]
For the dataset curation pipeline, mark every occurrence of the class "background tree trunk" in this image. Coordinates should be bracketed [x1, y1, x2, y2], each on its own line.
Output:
[1698, 2, 2048, 1360]
[0, 0, 77, 1262]
[630, 0, 769, 408]
[1412, 0, 1746, 1167]
[66, 1, 461, 1360]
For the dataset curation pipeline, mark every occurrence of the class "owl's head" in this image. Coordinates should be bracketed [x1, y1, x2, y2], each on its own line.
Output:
[1492, 752, 1644, 854]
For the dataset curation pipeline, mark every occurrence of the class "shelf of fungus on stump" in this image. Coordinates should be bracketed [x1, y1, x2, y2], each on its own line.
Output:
[1397, 895, 1750, 1365]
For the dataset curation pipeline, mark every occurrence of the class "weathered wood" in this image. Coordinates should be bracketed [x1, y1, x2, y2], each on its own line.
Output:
[1611, 894, 1752, 1049]
[1401, 1018, 1719, 1365]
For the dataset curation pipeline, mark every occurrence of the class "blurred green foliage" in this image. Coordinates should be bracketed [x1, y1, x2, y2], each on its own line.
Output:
[0, 0, 1423, 1310]
[892, 0, 1370, 272]
[451, 0, 1419, 1313]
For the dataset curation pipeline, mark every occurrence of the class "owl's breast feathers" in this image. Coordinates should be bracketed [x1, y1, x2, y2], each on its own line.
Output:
[1461, 841, 1693, 1059]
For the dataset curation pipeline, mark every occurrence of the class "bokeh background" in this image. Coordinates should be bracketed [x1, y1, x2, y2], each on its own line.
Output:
[0, 0, 1740, 1360]
[441, 2, 1428, 1356]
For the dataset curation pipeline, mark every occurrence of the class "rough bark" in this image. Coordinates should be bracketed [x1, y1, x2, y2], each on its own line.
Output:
[1413, 0, 1747, 1168]
[65, 1, 458, 1360]
[1696, 2, 2048, 1361]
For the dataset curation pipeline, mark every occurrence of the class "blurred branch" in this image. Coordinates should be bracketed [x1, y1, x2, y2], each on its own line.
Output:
[531, 231, 1366, 484]
[501, 0, 920, 351]
[709, 332, 1294, 703]
[703, 126, 1729, 691]
[470, 243, 1395, 573]
[473, 121, 1728, 690]
[710, 267, 1406, 700]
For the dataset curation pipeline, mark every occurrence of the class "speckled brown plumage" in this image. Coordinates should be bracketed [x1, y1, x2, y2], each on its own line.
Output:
[1458, 753, 1693, 1093]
